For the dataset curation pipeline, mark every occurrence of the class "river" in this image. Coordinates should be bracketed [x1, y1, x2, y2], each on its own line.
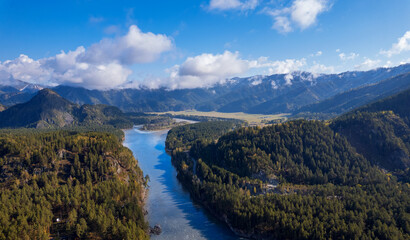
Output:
[123, 127, 242, 240]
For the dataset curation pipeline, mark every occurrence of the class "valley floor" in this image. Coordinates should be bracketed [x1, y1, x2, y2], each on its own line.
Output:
[151, 110, 290, 125]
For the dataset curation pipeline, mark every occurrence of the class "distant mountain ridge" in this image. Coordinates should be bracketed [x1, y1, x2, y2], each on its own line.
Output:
[1, 64, 410, 115]
[296, 72, 410, 116]
[0, 89, 135, 128]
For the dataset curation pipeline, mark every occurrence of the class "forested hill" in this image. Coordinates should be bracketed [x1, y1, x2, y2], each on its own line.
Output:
[0, 88, 171, 129]
[0, 129, 149, 239]
[330, 88, 410, 175]
[356, 88, 410, 124]
[166, 118, 410, 238]
[166, 121, 240, 151]
[191, 120, 378, 185]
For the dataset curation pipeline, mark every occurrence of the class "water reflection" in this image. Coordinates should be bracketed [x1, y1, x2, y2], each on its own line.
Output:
[123, 128, 241, 240]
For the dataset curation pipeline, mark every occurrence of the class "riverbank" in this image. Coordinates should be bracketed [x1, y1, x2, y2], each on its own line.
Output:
[171, 154, 261, 239]
[123, 127, 241, 240]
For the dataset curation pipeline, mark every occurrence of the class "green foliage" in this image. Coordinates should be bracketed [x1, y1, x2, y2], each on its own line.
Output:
[192, 120, 380, 186]
[0, 89, 173, 130]
[356, 88, 410, 125]
[166, 120, 410, 239]
[0, 130, 148, 240]
[166, 121, 240, 150]
[329, 88, 410, 177]
[331, 111, 410, 172]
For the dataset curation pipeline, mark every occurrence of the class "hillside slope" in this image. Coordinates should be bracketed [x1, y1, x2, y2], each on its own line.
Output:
[166, 120, 410, 239]
[330, 89, 410, 173]
[0, 130, 148, 239]
[0, 89, 135, 128]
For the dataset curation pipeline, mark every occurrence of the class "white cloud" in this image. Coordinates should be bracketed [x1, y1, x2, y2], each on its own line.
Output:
[263, 58, 307, 74]
[241, 0, 259, 10]
[0, 25, 173, 90]
[82, 25, 173, 65]
[339, 52, 359, 61]
[291, 0, 328, 29]
[178, 51, 249, 77]
[143, 51, 307, 89]
[209, 0, 259, 11]
[383, 61, 393, 68]
[166, 51, 251, 89]
[273, 15, 292, 33]
[265, 0, 329, 33]
[0, 54, 51, 84]
[354, 58, 381, 70]
[399, 58, 410, 65]
[380, 31, 410, 57]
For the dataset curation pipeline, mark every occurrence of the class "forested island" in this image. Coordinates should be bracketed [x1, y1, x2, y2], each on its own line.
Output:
[0, 129, 149, 239]
[166, 89, 410, 239]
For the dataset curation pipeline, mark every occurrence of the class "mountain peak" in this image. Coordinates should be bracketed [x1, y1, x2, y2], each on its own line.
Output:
[37, 88, 59, 96]
[29, 88, 73, 109]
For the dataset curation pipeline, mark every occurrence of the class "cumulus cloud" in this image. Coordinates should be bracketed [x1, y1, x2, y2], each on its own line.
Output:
[291, 0, 328, 29]
[209, 0, 259, 11]
[0, 54, 51, 84]
[380, 31, 410, 57]
[263, 58, 307, 74]
[339, 52, 359, 61]
[0, 25, 173, 90]
[265, 0, 329, 33]
[165, 51, 251, 89]
[145, 52, 307, 89]
[82, 25, 173, 65]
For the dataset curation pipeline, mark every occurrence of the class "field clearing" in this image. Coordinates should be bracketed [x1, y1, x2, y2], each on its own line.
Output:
[152, 110, 290, 125]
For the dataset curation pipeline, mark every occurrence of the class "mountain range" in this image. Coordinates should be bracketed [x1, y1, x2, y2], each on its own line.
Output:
[0, 89, 136, 128]
[1, 64, 410, 117]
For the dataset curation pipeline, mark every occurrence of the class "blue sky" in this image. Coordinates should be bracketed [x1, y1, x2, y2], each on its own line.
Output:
[0, 0, 409, 89]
